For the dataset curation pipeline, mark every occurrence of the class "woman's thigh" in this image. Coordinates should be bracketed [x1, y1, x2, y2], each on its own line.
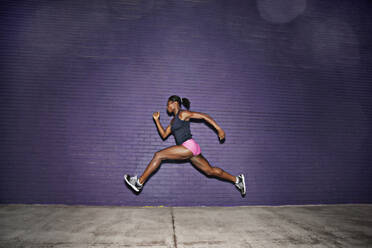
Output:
[189, 154, 213, 172]
[156, 145, 193, 160]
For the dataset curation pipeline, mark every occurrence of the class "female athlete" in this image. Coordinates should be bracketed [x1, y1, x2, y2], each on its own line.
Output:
[124, 95, 246, 196]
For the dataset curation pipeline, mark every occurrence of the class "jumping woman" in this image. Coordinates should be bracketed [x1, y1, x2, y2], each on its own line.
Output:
[124, 95, 246, 196]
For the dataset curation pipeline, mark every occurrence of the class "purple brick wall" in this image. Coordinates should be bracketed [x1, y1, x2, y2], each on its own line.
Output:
[1, 0, 372, 206]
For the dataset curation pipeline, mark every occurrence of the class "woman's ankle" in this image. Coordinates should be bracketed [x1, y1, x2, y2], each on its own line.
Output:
[138, 177, 144, 185]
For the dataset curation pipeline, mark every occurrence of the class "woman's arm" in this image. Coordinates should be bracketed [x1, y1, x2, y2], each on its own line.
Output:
[163, 124, 172, 139]
[153, 111, 165, 138]
[184, 111, 221, 130]
[183, 110, 225, 140]
[153, 112, 172, 139]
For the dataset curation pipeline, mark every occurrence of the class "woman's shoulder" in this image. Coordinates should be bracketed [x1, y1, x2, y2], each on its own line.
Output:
[180, 110, 191, 121]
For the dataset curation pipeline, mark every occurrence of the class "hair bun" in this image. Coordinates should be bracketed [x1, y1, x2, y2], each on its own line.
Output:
[181, 97, 190, 110]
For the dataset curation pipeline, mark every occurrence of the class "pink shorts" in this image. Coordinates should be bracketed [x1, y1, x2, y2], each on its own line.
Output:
[182, 138, 201, 156]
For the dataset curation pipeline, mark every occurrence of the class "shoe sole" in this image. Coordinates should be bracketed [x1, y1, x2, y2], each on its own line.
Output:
[124, 174, 139, 192]
[240, 174, 246, 196]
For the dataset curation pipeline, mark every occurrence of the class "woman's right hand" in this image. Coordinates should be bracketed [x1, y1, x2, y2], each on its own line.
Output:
[153, 111, 160, 120]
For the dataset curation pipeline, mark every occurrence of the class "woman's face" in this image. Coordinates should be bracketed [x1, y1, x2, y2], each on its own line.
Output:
[167, 101, 175, 114]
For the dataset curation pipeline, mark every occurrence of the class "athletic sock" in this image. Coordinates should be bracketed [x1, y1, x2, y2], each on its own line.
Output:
[235, 176, 239, 184]
[137, 179, 143, 186]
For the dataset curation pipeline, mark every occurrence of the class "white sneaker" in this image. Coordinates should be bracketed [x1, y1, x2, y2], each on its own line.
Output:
[124, 174, 143, 192]
[235, 174, 246, 196]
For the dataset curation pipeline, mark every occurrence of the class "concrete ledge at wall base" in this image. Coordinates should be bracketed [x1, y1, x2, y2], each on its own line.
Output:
[1, 203, 372, 208]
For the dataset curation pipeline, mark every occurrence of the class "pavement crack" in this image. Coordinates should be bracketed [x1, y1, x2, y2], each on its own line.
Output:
[171, 207, 178, 248]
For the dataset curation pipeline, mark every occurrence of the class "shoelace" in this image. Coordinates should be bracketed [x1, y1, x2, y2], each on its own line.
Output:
[130, 176, 138, 184]
[236, 181, 243, 189]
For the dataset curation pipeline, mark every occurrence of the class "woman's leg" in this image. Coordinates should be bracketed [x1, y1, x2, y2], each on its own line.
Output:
[190, 154, 236, 183]
[138, 145, 193, 184]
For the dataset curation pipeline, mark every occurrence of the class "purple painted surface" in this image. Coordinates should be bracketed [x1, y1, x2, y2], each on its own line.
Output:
[1, 0, 372, 206]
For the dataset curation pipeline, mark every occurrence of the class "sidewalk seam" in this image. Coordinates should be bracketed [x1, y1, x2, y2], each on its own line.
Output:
[171, 207, 178, 248]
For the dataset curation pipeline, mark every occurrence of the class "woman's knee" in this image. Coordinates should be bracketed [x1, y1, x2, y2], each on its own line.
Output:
[204, 169, 213, 176]
[154, 151, 164, 161]
[204, 166, 221, 177]
[211, 167, 223, 177]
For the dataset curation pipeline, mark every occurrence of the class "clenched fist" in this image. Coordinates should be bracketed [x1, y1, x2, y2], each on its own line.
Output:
[153, 111, 160, 120]
[218, 129, 225, 141]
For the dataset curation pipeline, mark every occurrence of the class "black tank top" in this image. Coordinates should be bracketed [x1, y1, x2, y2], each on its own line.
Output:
[171, 110, 192, 145]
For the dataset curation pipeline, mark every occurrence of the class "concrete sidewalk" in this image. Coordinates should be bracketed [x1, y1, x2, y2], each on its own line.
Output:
[0, 204, 371, 248]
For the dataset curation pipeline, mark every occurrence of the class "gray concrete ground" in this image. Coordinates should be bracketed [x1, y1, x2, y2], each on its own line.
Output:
[0, 204, 371, 248]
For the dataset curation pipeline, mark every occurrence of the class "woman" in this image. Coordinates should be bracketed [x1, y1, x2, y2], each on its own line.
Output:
[124, 95, 246, 196]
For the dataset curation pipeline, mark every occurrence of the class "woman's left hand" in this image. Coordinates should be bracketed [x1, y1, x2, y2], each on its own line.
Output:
[217, 129, 225, 141]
